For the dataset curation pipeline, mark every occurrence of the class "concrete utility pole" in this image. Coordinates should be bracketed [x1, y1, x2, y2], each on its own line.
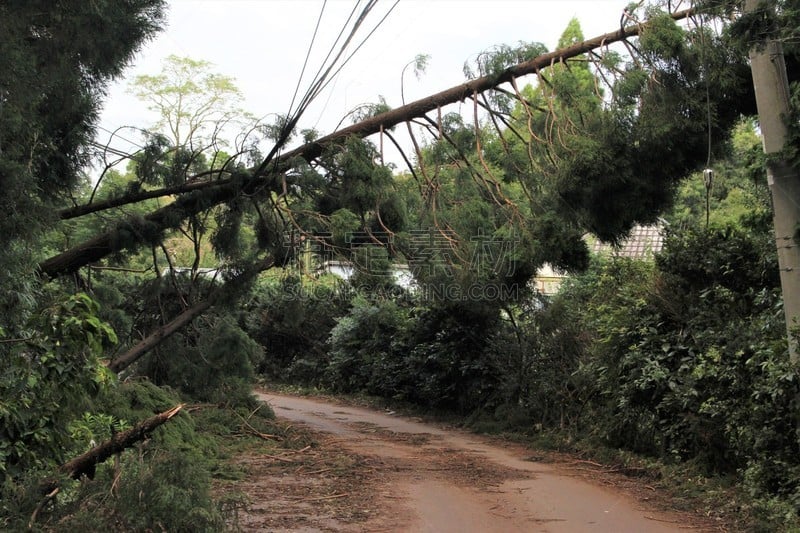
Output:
[745, 0, 800, 361]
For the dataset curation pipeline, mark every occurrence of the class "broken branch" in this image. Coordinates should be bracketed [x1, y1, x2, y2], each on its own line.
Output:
[39, 404, 184, 495]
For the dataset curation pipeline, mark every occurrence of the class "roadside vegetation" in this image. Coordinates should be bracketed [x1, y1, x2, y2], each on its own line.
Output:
[251, 166, 799, 531]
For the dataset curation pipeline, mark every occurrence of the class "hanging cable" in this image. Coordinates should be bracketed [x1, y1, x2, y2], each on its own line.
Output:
[287, 0, 328, 118]
[694, 6, 714, 229]
[251, 0, 395, 180]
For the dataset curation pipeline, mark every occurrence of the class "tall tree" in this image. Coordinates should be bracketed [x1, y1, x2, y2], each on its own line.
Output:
[129, 54, 251, 150]
[0, 0, 166, 314]
[0, 1, 167, 477]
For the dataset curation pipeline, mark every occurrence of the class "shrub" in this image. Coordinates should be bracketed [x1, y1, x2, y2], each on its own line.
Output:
[545, 226, 799, 526]
[142, 316, 263, 404]
[241, 275, 349, 384]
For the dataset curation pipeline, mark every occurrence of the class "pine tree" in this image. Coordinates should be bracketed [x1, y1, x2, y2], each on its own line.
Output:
[0, 1, 166, 313]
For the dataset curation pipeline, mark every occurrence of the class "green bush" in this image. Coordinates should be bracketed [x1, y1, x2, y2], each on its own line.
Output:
[241, 275, 349, 384]
[142, 316, 263, 404]
[326, 296, 507, 413]
[55, 442, 225, 533]
[544, 226, 799, 526]
[0, 379, 237, 531]
[0, 293, 118, 481]
[326, 296, 411, 395]
[504, 294, 595, 432]
[398, 303, 506, 413]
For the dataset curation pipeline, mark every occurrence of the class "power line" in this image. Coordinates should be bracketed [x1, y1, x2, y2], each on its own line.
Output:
[253, 0, 399, 179]
[287, 0, 328, 119]
[312, 0, 400, 100]
[88, 140, 137, 160]
[298, 0, 380, 113]
[301, 0, 365, 114]
[95, 125, 146, 150]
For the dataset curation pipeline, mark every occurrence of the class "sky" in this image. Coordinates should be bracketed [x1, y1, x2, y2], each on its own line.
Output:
[97, 0, 630, 167]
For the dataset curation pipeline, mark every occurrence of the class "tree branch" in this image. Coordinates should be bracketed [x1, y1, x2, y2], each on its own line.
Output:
[39, 404, 184, 495]
[39, 8, 692, 280]
[107, 256, 274, 373]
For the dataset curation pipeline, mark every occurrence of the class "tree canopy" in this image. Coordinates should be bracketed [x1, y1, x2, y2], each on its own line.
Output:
[0, 0, 166, 312]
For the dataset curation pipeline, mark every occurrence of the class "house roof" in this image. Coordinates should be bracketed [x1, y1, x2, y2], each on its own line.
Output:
[589, 222, 665, 260]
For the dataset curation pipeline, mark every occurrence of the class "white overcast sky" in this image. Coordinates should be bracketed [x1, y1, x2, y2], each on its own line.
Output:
[98, 0, 629, 164]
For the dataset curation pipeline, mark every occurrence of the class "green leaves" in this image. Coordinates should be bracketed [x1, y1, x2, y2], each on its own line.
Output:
[326, 297, 504, 413]
[638, 10, 686, 59]
[0, 293, 118, 480]
[0, 1, 166, 313]
[547, 223, 799, 524]
[464, 41, 548, 80]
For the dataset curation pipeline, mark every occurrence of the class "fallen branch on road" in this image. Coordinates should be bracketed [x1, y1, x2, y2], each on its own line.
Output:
[39, 404, 184, 495]
[30, 405, 184, 528]
[292, 493, 349, 502]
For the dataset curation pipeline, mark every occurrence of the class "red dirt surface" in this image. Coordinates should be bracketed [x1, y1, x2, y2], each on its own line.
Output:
[228, 391, 722, 532]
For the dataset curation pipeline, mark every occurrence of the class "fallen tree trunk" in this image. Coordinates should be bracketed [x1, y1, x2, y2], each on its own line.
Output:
[59, 177, 226, 220]
[39, 404, 184, 495]
[109, 298, 214, 373]
[108, 256, 275, 373]
[40, 8, 693, 279]
[41, 181, 242, 278]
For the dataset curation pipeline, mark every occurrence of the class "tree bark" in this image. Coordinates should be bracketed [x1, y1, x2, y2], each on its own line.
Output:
[59, 178, 226, 220]
[40, 8, 693, 279]
[40, 182, 242, 278]
[39, 404, 184, 494]
[109, 298, 214, 373]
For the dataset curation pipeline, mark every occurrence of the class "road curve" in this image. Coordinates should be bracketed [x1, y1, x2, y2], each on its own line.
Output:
[257, 391, 705, 533]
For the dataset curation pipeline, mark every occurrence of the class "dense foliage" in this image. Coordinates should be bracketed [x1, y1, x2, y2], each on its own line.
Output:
[246, 11, 800, 526]
[256, 220, 798, 528]
[0, 3, 268, 529]
[0, 1, 166, 312]
[553, 229, 798, 526]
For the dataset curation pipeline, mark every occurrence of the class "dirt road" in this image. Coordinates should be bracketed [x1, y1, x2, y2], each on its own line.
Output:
[237, 391, 713, 532]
